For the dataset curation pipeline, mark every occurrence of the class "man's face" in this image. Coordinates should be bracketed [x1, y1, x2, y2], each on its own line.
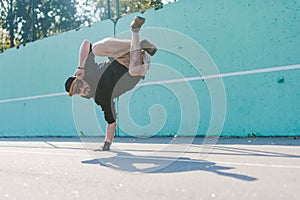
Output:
[73, 79, 91, 98]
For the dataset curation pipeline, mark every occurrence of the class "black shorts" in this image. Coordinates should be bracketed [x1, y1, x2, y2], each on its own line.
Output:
[91, 46, 143, 124]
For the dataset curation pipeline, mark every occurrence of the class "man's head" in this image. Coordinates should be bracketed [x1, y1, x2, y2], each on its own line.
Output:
[65, 76, 92, 98]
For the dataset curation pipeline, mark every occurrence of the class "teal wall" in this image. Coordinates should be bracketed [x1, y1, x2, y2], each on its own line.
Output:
[0, 0, 299, 137]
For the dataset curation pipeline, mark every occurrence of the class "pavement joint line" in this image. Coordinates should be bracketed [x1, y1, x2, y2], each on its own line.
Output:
[44, 141, 59, 148]
[1, 149, 300, 169]
[0, 149, 91, 157]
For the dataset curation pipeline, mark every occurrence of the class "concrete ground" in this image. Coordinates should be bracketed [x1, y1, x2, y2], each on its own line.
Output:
[0, 137, 300, 200]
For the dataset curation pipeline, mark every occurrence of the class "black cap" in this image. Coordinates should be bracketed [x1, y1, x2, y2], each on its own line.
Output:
[65, 76, 76, 94]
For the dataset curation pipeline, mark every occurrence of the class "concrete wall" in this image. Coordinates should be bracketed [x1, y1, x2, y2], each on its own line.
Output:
[0, 0, 299, 137]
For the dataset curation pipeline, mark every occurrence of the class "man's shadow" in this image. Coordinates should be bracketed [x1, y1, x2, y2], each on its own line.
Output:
[82, 151, 257, 181]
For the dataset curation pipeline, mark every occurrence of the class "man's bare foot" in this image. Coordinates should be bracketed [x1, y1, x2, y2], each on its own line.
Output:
[131, 16, 145, 32]
[140, 39, 157, 56]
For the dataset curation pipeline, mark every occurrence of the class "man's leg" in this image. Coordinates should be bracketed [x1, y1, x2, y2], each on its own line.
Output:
[105, 122, 116, 143]
[92, 17, 156, 63]
[128, 32, 145, 76]
[92, 37, 157, 57]
[95, 17, 151, 151]
[114, 39, 155, 69]
[128, 17, 150, 76]
[97, 122, 116, 151]
[94, 122, 115, 151]
[92, 37, 131, 58]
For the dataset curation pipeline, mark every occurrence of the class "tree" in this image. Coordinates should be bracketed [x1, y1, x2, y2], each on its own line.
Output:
[80, 0, 174, 25]
[0, 0, 17, 48]
[0, 25, 11, 52]
[0, 0, 81, 49]
[0, 0, 177, 51]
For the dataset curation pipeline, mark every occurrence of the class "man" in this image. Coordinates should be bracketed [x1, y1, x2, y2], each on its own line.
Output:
[64, 16, 156, 151]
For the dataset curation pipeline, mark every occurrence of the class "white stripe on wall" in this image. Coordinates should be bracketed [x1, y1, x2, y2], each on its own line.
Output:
[138, 64, 300, 86]
[1, 64, 299, 104]
[0, 92, 66, 104]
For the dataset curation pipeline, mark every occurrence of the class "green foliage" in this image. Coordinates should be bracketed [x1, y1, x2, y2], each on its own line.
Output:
[0, 0, 80, 50]
[0, 0, 175, 51]
[83, 0, 170, 23]
[0, 29, 10, 52]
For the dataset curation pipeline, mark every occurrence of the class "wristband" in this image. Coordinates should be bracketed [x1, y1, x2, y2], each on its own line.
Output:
[77, 67, 85, 70]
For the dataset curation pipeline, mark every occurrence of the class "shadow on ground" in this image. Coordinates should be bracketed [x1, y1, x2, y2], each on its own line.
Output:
[82, 151, 257, 182]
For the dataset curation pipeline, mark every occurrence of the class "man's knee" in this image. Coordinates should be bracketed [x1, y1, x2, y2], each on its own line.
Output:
[92, 41, 106, 56]
[82, 40, 91, 47]
[129, 66, 145, 77]
[92, 37, 113, 52]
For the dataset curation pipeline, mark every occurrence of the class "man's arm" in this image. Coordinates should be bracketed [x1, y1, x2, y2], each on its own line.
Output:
[75, 40, 91, 78]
